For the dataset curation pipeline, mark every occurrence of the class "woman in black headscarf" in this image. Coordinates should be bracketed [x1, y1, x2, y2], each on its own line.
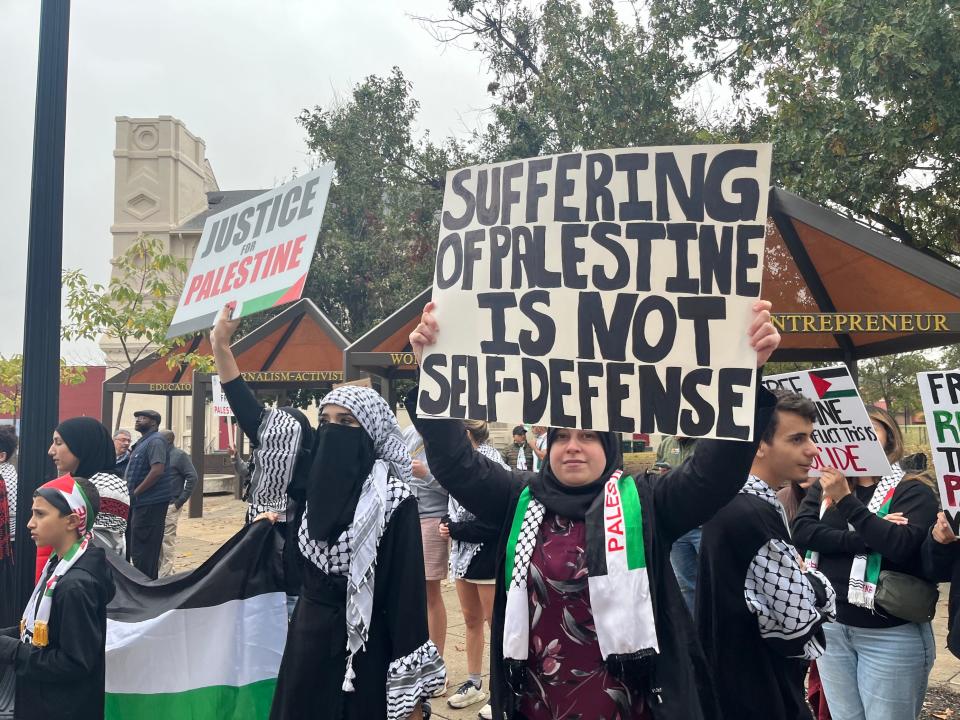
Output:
[47, 417, 130, 560]
[210, 305, 445, 720]
[406, 300, 780, 720]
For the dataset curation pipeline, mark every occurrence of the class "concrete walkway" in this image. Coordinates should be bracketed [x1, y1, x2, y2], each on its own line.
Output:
[175, 495, 959, 717]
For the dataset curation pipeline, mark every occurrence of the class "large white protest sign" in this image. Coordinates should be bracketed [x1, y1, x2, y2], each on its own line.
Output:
[417, 144, 771, 439]
[762, 365, 891, 477]
[167, 165, 334, 338]
[917, 370, 960, 532]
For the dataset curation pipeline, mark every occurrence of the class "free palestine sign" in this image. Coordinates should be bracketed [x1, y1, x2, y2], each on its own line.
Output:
[167, 165, 334, 338]
[762, 365, 891, 477]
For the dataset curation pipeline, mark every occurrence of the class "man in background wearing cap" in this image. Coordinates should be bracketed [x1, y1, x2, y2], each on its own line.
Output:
[125, 410, 170, 579]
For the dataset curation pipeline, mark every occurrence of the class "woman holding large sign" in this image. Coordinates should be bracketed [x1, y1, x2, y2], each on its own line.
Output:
[792, 407, 938, 720]
[406, 299, 779, 720]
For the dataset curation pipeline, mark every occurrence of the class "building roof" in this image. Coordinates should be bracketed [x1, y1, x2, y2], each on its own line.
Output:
[175, 189, 268, 233]
[103, 299, 349, 393]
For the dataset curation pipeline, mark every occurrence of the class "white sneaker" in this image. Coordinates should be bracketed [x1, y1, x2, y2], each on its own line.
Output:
[447, 679, 488, 709]
[478, 703, 493, 719]
[430, 678, 448, 698]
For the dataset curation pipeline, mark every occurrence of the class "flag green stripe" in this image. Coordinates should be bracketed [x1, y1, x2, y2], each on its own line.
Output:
[105, 678, 276, 720]
[618, 475, 646, 570]
[241, 287, 289, 316]
[505, 487, 532, 587]
[822, 389, 859, 398]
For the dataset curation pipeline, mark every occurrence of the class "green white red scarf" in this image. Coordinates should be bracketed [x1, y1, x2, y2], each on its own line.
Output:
[20, 474, 95, 647]
[503, 470, 659, 665]
[807, 463, 903, 609]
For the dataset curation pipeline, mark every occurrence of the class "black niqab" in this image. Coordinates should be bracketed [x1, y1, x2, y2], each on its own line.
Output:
[305, 423, 376, 543]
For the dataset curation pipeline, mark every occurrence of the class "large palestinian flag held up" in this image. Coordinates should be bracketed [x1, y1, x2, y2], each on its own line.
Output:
[762, 364, 892, 477]
[104, 522, 287, 719]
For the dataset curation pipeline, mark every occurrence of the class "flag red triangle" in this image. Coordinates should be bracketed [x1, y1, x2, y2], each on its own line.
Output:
[809, 373, 832, 398]
[273, 272, 307, 306]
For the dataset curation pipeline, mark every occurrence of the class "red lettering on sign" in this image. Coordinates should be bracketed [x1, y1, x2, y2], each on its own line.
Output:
[945, 474, 960, 507]
[608, 538, 625, 553]
[185, 274, 203, 305]
[811, 444, 867, 472]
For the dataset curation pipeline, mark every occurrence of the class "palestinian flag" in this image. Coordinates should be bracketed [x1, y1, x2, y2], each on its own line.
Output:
[104, 522, 287, 719]
[809, 366, 859, 399]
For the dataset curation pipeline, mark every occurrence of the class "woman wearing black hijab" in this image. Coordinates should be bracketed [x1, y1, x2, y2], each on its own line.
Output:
[48, 417, 130, 559]
[209, 305, 445, 720]
[407, 300, 780, 720]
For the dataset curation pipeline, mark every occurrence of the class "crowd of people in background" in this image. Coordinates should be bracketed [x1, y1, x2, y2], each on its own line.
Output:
[0, 297, 959, 720]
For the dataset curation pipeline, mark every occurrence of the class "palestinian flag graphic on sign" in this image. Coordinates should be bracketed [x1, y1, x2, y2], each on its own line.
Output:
[808, 367, 860, 399]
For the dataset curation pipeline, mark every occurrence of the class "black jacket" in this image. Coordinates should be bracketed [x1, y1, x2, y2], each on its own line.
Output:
[406, 386, 774, 720]
[3, 546, 116, 720]
[446, 512, 500, 580]
[792, 479, 938, 628]
[698, 491, 826, 720]
[921, 530, 960, 658]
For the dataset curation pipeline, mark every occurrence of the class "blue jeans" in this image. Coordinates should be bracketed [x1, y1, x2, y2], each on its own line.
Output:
[818, 621, 935, 720]
[670, 527, 701, 615]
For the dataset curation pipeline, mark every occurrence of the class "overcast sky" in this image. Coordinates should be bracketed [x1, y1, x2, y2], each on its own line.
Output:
[0, 0, 491, 358]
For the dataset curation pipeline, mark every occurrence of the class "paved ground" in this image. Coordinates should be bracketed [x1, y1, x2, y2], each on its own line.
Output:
[175, 495, 959, 718]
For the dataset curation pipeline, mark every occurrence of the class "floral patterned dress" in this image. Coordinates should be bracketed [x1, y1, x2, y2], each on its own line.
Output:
[520, 512, 652, 720]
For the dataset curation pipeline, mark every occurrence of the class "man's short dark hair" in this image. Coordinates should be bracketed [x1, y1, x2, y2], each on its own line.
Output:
[512, 425, 526, 437]
[761, 390, 817, 445]
[0, 425, 17, 459]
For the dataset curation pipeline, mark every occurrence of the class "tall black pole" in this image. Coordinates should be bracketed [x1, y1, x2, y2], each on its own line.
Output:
[12, 0, 71, 623]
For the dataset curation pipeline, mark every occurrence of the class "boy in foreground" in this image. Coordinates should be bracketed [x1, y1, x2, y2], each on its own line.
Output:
[0, 474, 115, 720]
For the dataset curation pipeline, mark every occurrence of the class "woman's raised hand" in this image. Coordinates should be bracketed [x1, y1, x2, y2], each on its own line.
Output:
[749, 300, 780, 367]
[410, 301, 439, 366]
[211, 302, 241, 349]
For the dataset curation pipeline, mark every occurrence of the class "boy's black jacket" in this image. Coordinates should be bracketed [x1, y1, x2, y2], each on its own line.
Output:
[2, 546, 115, 720]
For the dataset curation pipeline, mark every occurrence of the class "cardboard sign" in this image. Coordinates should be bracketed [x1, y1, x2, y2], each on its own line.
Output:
[167, 165, 334, 338]
[762, 365, 891, 477]
[211, 375, 231, 417]
[417, 144, 771, 439]
[917, 370, 960, 532]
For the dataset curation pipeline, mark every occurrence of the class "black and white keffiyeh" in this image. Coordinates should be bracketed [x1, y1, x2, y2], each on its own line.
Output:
[247, 408, 303, 523]
[297, 386, 423, 695]
[89, 471, 129, 535]
[448, 443, 507, 580]
[1, 463, 16, 541]
[742, 475, 836, 660]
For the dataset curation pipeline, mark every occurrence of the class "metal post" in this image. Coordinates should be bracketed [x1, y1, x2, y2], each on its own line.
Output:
[188, 375, 207, 519]
[12, 0, 72, 625]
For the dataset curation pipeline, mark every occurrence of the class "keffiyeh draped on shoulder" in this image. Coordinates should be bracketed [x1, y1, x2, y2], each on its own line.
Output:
[297, 385, 443, 712]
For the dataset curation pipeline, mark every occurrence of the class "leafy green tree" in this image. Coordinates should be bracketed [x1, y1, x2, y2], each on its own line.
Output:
[649, 0, 960, 260]
[298, 68, 473, 338]
[62, 234, 213, 431]
[417, 0, 698, 160]
[0, 356, 85, 418]
[858, 352, 934, 416]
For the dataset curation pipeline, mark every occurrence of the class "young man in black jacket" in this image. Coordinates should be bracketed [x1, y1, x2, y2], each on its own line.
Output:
[697, 391, 836, 720]
[0, 475, 116, 720]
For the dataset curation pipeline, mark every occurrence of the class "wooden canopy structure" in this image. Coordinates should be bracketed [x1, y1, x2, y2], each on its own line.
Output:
[766, 188, 960, 361]
[345, 188, 960, 386]
[103, 298, 348, 517]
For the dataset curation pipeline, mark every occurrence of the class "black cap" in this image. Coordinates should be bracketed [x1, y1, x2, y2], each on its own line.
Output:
[134, 409, 162, 424]
[512, 425, 526, 436]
